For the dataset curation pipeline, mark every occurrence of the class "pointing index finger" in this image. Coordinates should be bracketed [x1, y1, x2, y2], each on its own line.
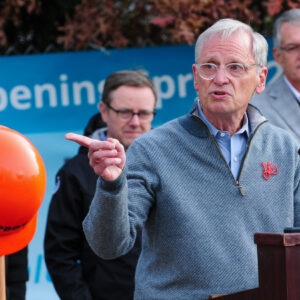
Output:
[65, 133, 93, 148]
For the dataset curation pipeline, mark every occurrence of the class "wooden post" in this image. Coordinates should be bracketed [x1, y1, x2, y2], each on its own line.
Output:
[208, 232, 300, 300]
[0, 256, 6, 300]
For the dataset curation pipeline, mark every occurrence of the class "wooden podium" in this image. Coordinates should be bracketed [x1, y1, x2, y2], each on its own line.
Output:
[209, 232, 300, 300]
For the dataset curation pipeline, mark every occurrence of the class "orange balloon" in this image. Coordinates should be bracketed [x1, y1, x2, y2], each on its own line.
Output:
[0, 126, 46, 255]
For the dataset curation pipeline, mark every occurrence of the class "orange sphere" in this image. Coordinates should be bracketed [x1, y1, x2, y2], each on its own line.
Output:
[0, 126, 46, 255]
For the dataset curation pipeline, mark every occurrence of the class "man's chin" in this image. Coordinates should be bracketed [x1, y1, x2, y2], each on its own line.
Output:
[121, 137, 138, 149]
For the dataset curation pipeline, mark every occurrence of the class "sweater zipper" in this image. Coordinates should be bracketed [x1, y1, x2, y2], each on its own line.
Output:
[193, 113, 267, 196]
[209, 135, 247, 196]
[192, 113, 235, 179]
[235, 120, 268, 196]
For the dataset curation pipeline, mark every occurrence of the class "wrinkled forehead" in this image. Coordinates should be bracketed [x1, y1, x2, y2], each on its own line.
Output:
[196, 29, 254, 62]
[200, 32, 254, 61]
[204, 30, 252, 48]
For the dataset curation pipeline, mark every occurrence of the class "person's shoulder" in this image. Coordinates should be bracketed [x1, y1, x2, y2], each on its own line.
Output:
[57, 150, 90, 176]
[253, 75, 285, 97]
[265, 74, 286, 91]
[136, 116, 184, 143]
[258, 120, 299, 149]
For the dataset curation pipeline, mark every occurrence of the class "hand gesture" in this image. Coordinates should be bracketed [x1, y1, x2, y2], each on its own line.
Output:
[65, 133, 126, 181]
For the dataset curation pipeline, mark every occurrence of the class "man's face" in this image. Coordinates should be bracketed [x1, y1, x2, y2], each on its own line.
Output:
[192, 31, 267, 123]
[273, 22, 300, 87]
[100, 85, 156, 149]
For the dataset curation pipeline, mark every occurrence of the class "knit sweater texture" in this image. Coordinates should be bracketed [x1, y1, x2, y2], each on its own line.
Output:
[83, 104, 300, 300]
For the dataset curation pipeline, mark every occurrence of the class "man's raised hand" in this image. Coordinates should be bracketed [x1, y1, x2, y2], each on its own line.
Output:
[65, 133, 126, 181]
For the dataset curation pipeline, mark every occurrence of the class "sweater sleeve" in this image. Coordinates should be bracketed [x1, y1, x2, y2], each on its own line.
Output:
[82, 170, 132, 259]
[83, 138, 158, 259]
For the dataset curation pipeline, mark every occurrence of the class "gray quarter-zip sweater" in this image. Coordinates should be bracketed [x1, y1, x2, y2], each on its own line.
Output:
[83, 104, 300, 300]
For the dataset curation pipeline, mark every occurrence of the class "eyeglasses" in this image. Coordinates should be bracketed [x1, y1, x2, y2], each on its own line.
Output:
[105, 102, 156, 122]
[280, 44, 300, 54]
[195, 63, 257, 80]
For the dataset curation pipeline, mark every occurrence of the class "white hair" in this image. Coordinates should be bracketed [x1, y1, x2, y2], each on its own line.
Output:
[195, 18, 268, 67]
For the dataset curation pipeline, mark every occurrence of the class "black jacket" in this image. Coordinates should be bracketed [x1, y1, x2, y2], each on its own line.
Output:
[44, 142, 140, 300]
[6, 247, 28, 300]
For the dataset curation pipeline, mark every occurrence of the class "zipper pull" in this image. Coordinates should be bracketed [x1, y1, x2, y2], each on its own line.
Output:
[237, 181, 246, 196]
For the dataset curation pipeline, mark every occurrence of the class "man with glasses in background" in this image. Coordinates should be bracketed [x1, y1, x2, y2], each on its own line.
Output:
[44, 70, 157, 300]
[252, 9, 300, 143]
[66, 19, 300, 300]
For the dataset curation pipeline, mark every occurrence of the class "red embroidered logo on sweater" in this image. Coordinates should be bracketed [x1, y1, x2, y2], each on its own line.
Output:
[262, 161, 278, 180]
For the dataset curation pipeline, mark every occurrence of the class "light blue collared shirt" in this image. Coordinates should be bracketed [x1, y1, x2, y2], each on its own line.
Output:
[99, 130, 107, 141]
[283, 75, 300, 104]
[196, 100, 249, 180]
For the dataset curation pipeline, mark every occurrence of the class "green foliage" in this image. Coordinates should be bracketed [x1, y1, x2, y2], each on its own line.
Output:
[0, 0, 299, 55]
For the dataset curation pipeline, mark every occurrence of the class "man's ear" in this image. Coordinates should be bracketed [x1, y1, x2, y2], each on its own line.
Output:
[99, 102, 108, 123]
[255, 67, 268, 95]
[192, 64, 200, 91]
[273, 47, 282, 65]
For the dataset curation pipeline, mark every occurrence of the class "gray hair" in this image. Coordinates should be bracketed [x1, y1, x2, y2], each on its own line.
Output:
[195, 18, 268, 67]
[273, 9, 300, 50]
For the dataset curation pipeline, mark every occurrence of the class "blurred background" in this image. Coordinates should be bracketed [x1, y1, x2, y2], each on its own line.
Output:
[0, 0, 296, 56]
[0, 0, 296, 299]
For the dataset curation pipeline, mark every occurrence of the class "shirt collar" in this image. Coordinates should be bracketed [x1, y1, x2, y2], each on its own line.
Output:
[90, 127, 108, 141]
[196, 99, 249, 138]
[99, 130, 107, 141]
[283, 75, 300, 103]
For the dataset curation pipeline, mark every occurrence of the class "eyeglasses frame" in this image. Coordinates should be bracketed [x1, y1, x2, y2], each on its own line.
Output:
[105, 102, 156, 122]
[195, 62, 258, 80]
